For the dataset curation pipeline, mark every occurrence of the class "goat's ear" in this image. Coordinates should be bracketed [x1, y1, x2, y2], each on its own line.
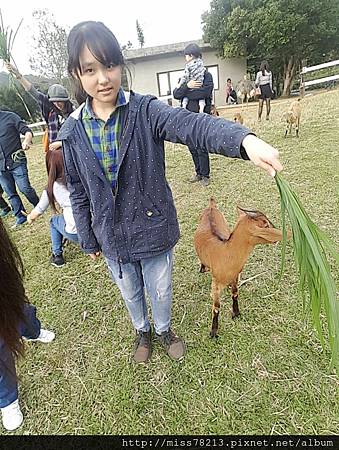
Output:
[237, 206, 261, 219]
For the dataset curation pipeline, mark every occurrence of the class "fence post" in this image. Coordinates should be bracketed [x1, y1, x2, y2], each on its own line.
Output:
[299, 60, 305, 98]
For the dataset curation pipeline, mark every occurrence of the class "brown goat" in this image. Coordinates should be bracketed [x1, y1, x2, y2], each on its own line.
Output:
[233, 112, 244, 125]
[194, 198, 286, 337]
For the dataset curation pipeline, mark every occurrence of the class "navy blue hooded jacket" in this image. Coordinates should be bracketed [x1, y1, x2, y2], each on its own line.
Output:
[58, 91, 252, 264]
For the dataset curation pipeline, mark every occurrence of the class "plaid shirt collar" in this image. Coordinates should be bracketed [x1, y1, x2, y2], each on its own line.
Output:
[83, 89, 128, 121]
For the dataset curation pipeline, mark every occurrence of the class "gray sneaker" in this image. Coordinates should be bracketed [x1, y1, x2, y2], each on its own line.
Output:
[200, 177, 210, 187]
[156, 329, 186, 360]
[189, 174, 202, 183]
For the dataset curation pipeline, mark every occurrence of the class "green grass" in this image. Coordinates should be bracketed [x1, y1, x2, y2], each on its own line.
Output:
[2, 89, 338, 435]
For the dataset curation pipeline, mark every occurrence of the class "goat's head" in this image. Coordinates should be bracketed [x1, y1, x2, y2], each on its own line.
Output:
[282, 111, 297, 123]
[236, 207, 289, 245]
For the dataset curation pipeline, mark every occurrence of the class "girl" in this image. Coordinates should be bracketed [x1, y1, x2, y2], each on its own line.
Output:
[255, 60, 274, 121]
[59, 21, 283, 364]
[27, 149, 78, 267]
[5, 62, 75, 152]
[0, 218, 54, 431]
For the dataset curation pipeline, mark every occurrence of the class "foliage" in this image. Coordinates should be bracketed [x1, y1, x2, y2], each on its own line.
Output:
[29, 9, 69, 87]
[0, 9, 22, 63]
[276, 172, 339, 371]
[202, 0, 339, 96]
[0, 85, 40, 121]
[136, 20, 145, 48]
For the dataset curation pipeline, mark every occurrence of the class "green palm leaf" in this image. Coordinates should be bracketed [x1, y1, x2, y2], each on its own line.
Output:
[276, 172, 339, 371]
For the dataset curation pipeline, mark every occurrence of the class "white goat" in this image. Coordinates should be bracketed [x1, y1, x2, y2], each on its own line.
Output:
[283, 99, 301, 137]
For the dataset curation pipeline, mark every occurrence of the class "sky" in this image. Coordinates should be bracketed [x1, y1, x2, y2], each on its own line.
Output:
[1, 0, 213, 75]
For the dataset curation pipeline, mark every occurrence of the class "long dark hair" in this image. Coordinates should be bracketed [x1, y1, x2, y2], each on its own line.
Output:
[260, 60, 270, 76]
[67, 21, 125, 104]
[45, 149, 66, 212]
[0, 219, 28, 357]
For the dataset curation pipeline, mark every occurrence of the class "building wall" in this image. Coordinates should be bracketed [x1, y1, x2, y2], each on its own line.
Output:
[126, 50, 246, 107]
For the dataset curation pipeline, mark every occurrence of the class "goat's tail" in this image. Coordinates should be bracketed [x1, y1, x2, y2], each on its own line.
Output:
[208, 198, 229, 242]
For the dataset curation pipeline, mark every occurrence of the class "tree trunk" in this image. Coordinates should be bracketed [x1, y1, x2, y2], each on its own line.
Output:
[282, 56, 297, 97]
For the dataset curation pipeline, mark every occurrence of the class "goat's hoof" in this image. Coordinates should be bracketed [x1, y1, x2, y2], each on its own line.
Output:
[231, 312, 241, 320]
[210, 330, 218, 338]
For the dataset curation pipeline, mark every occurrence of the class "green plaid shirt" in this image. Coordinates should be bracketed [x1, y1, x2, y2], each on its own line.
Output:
[81, 89, 128, 189]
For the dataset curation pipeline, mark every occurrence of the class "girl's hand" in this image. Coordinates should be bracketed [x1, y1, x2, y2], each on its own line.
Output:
[89, 252, 101, 261]
[27, 213, 34, 224]
[5, 62, 22, 79]
[187, 80, 202, 89]
[242, 134, 283, 177]
[49, 141, 62, 151]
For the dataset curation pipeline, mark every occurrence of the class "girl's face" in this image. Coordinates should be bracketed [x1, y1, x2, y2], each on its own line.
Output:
[185, 54, 194, 62]
[77, 45, 122, 106]
[53, 101, 66, 111]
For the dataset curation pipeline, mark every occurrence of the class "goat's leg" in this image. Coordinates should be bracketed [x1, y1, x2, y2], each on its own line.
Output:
[284, 124, 288, 138]
[231, 280, 240, 319]
[210, 279, 223, 338]
[296, 118, 300, 137]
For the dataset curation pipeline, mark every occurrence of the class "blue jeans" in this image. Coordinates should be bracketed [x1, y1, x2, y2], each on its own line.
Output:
[0, 304, 41, 408]
[105, 249, 174, 334]
[50, 215, 78, 256]
[0, 162, 39, 224]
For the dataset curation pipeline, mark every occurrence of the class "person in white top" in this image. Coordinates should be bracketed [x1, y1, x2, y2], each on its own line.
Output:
[27, 149, 78, 267]
[255, 61, 274, 121]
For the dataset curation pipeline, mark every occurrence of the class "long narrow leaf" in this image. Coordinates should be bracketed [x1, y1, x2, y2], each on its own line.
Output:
[275, 172, 339, 371]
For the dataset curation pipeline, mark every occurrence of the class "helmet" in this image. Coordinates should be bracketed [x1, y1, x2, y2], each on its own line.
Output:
[47, 84, 69, 102]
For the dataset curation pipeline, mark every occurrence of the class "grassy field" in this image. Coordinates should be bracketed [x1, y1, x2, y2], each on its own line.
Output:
[2, 89, 338, 435]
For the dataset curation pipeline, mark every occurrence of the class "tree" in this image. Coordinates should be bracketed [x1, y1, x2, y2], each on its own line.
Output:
[121, 41, 133, 51]
[136, 20, 145, 48]
[0, 85, 40, 121]
[202, 0, 339, 96]
[29, 9, 69, 88]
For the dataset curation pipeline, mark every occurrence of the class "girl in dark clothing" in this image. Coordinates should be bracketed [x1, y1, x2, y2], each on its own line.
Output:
[255, 60, 274, 121]
[0, 219, 55, 431]
[60, 21, 283, 365]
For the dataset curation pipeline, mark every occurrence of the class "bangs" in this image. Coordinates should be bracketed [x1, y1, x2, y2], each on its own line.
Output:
[68, 21, 124, 75]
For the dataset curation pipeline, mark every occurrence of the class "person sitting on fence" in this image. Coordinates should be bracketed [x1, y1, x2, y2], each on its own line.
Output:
[5, 63, 75, 152]
[225, 78, 237, 104]
[177, 43, 207, 113]
[0, 217, 55, 432]
[27, 148, 78, 267]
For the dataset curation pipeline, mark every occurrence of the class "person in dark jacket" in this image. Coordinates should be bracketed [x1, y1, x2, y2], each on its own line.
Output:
[6, 62, 75, 152]
[173, 69, 213, 186]
[0, 110, 39, 227]
[60, 21, 283, 365]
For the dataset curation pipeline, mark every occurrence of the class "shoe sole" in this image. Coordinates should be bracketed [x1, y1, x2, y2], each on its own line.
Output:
[50, 262, 65, 267]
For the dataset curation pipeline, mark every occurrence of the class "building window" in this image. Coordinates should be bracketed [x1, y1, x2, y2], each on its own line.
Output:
[157, 65, 219, 97]
[206, 65, 219, 90]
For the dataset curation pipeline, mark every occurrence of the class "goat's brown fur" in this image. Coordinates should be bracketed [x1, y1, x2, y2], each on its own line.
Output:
[234, 112, 244, 125]
[194, 198, 287, 337]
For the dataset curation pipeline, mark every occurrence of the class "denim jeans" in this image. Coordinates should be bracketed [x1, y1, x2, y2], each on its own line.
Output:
[0, 162, 39, 224]
[50, 215, 78, 256]
[188, 146, 210, 178]
[0, 184, 10, 211]
[0, 304, 41, 408]
[105, 249, 174, 334]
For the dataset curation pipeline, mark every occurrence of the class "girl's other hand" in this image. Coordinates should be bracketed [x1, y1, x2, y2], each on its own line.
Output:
[242, 134, 283, 177]
[89, 252, 101, 261]
[49, 141, 62, 151]
[187, 80, 202, 89]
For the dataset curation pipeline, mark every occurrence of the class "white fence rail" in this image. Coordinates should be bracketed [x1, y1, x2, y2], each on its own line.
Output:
[300, 59, 339, 94]
[27, 120, 46, 137]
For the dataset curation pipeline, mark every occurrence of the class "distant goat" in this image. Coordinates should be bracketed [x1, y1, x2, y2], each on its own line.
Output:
[194, 199, 287, 337]
[210, 105, 220, 117]
[236, 76, 255, 105]
[283, 99, 301, 137]
[233, 112, 244, 125]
